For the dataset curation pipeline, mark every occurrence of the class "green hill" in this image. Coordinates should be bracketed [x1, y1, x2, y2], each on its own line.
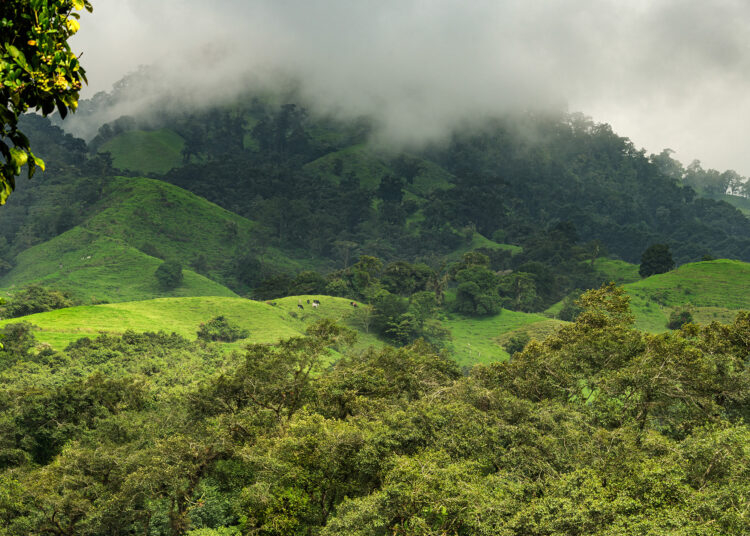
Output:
[542, 259, 750, 333]
[592, 257, 641, 284]
[0, 227, 237, 303]
[85, 176, 311, 280]
[0, 295, 384, 353]
[99, 128, 185, 175]
[0, 176, 315, 301]
[624, 259, 750, 332]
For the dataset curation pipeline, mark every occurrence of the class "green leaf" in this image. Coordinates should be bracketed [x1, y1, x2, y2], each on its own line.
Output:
[5, 44, 28, 71]
[32, 154, 45, 172]
[9, 146, 27, 167]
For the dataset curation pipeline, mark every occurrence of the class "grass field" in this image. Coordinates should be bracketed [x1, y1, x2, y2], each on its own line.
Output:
[623, 259, 750, 332]
[0, 227, 237, 303]
[8, 257, 749, 367]
[0, 290, 566, 369]
[0, 295, 385, 354]
[592, 257, 641, 284]
[100, 129, 186, 175]
[543, 259, 750, 333]
[442, 309, 564, 368]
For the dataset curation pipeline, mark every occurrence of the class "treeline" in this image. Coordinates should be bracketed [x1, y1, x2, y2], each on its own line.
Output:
[1, 285, 749, 534]
[253, 223, 611, 334]
[155, 103, 750, 265]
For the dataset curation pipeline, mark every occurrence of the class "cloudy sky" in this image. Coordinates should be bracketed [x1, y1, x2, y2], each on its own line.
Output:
[71, 0, 750, 174]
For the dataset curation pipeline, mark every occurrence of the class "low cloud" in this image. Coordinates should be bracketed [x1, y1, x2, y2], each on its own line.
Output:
[69, 0, 750, 172]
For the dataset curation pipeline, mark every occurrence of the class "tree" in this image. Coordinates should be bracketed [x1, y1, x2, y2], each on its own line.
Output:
[155, 260, 183, 289]
[0, 0, 92, 203]
[453, 264, 502, 316]
[639, 243, 675, 277]
[196, 316, 249, 342]
[667, 308, 694, 330]
[498, 271, 539, 312]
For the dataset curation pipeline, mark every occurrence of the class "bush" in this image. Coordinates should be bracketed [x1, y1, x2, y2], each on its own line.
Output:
[0, 284, 74, 318]
[155, 261, 183, 289]
[504, 332, 531, 355]
[667, 309, 694, 330]
[0, 322, 37, 371]
[197, 316, 249, 342]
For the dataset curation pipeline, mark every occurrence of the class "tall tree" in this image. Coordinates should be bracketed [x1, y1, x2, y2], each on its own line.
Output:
[639, 243, 675, 278]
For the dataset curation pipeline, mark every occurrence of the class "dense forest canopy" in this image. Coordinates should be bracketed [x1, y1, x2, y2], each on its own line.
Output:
[1, 286, 749, 534]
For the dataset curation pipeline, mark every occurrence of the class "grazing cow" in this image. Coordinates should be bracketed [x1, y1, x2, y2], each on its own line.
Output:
[307, 299, 310, 304]
[298, 304, 304, 310]
[313, 299, 320, 305]
[312, 302, 319, 309]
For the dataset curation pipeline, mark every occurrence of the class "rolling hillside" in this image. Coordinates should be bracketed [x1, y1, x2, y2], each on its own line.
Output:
[0, 291, 574, 369]
[542, 259, 750, 333]
[443, 309, 565, 367]
[623, 259, 750, 332]
[0, 227, 237, 303]
[0, 176, 318, 301]
[0, 295, 385, 353]
[84, 176, 314, 280]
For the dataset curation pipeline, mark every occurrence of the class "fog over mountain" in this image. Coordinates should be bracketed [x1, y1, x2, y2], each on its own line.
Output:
[71, 0, 750, 173]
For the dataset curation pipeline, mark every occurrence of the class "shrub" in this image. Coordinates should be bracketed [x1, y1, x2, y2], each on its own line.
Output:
[667, 309, 694, 330]
[155, 261, 183, 289]
[197, 316, 249, 342]
[0, 322, 37, 371]
[0, 284, 74, 318]
[505, 332, 531, 355]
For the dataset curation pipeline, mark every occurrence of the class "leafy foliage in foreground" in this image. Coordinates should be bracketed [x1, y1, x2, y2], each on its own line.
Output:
[0, 286, 748, 534]
[0, 0, 92, 203]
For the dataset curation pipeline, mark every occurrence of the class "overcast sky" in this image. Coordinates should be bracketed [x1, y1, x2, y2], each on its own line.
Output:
[71, 0, 750, 174]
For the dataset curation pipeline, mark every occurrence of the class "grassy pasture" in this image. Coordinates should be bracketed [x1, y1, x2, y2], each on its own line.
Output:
[442, 309, 565, 368]
[0, 227, 237, 303]
[0, 295, 386, 354]
[623, 259, 750, 332]
[100, 128, 185, 175]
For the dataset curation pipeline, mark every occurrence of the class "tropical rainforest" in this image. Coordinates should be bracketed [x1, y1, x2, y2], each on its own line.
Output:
[0, 69, 750, 534]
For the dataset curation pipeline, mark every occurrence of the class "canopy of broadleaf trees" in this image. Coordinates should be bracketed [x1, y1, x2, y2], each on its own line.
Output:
[0, 283, 749, 535]
[0, 0, 91, 203]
